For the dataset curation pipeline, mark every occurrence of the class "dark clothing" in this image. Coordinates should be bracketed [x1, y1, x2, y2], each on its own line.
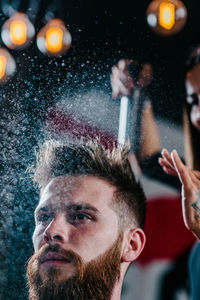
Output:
[140, 153, 182, 190]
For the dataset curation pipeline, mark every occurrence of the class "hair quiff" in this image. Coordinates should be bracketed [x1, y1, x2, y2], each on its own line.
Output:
[31, 140, 146, 228]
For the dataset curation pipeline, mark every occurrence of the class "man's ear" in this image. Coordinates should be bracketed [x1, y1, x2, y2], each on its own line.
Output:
[121, 228, 146, 262]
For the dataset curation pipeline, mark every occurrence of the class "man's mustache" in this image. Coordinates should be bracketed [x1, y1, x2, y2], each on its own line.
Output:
[28, 243, 85, 277]
[37, 244, 82, 265]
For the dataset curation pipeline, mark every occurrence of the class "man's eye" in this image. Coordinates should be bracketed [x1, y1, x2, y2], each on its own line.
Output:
[37, 214, 50, 222]
[70, 213, 92, 223]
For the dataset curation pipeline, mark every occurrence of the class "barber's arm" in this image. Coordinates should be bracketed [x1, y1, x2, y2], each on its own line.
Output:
[111, 59, 160, 159]
[159, 149, 200, 240]
[111, 59, 181, 188]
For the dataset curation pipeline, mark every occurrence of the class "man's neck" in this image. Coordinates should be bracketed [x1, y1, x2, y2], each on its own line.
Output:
[110, 278, 123, 300]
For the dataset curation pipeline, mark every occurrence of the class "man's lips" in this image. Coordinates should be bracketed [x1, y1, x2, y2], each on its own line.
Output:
[40, 251, 71, 266]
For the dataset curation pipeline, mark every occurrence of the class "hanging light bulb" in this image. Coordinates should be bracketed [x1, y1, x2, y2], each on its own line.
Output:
[159, 2, 175, 30]
[1, 12, 35, 50]
[146, 0, 187, 36]
[36, 19, 72, 56]
[0, 48, 16, 83]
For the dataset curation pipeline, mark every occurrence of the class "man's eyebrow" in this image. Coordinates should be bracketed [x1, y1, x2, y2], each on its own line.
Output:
[35, 203, 100, 215]
[67, 203, 100, 214]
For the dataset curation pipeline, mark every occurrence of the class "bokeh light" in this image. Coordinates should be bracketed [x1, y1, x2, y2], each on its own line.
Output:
[46, 27, 63, 53]
[146, 0, 187, 35]
[0, 48, 16, 83]
[10, 20, 27, 45]
[36, 19, 72, 56]
[1, 12, 35, 50]
[159, 2, 175, 30]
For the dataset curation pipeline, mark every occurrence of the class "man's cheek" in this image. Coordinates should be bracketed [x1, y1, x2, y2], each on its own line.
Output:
[32, 226, 44, 251]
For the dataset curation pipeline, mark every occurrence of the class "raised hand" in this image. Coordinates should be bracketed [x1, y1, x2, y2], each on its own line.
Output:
[159, 148, 178, 177]
[159, 149, 200, 240]
[111, 59, 153, 99]
[111, 59, 135, 99]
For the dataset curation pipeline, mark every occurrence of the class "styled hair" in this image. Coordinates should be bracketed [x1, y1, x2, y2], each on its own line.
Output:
[184, 45, 200, 170]
[31, 140, 146, 229]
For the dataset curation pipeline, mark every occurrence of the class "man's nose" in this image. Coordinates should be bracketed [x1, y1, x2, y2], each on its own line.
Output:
[43, 214, 69, 244]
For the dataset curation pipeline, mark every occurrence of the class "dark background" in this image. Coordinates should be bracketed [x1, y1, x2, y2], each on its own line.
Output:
[1, 0, 200, 123]
[1, 0, 200, 299]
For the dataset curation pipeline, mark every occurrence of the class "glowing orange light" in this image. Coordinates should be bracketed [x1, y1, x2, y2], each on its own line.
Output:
[0, 55, 7, 79]
[36, 19, 72, 56]
[146, 0, 187, 36]
[46, 27, 63, 53]
[159, 2, 175, 30]
[10, 20, 27, 45]
[0, 48, 16, 83]
[1, 12, 35, 49]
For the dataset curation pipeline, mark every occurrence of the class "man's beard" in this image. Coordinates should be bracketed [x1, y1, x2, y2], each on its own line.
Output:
[27, 233, 122, 300]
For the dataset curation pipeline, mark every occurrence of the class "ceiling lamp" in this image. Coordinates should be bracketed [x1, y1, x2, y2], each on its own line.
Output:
[146, 0, 187, 35]
[36, 19, 72, 56]
[0, 48, 16, 83]
[1, 12, 35, 49]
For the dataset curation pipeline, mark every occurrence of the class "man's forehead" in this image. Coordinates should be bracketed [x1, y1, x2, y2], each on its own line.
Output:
[37, 174, 116, 210]
[38, 175, 82, 205]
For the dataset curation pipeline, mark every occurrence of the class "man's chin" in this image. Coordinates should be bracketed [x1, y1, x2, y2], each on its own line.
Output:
[39, 262, 76, 283]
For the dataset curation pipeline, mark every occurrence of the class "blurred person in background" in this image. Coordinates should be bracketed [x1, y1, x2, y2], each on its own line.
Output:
[159, 44, 200, 300]
[111, 58, 195, 300]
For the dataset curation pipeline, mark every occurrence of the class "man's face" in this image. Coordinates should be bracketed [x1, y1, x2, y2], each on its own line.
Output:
[185, 64, 200, 131]
[28, 175, 123, 299]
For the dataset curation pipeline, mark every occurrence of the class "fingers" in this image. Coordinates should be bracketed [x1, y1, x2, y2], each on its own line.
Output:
[171, 150, 193, 187]
[193, 170, 200, 180]
[118, 59, 133, 71]
[111, 60, 153, 98]
[160, 149, 200, 181]
[162, 166, 178, 177]
[111, 60, 135, 99]
[190, 171, 200, 186]
[158, 157, 178, 177]
[161, 148, 174, 169]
